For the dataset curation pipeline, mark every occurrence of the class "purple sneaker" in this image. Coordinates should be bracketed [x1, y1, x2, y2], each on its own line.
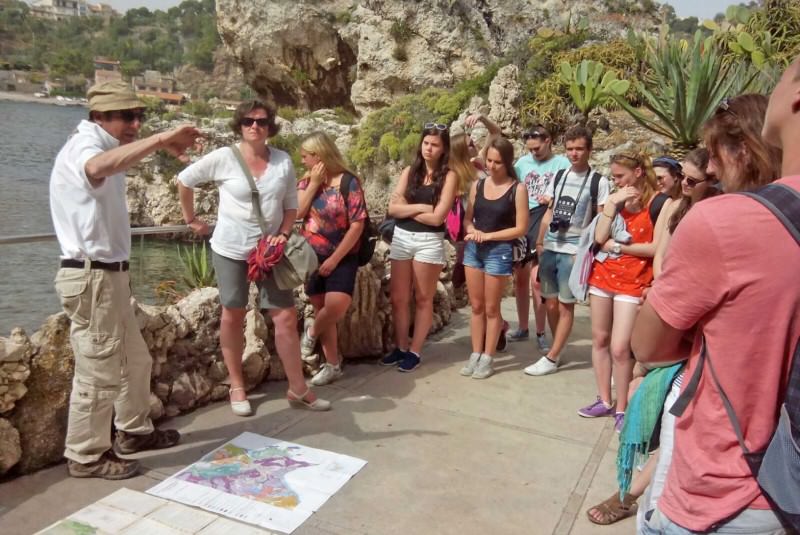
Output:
[577, 397, 615, 418]
[614, 412, 625, 433]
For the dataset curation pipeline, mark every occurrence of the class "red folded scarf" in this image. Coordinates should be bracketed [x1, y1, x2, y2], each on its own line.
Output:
[246, 239, 285, 282]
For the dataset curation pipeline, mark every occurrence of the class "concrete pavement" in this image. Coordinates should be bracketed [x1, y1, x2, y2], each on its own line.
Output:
[0, 299, 635, 534]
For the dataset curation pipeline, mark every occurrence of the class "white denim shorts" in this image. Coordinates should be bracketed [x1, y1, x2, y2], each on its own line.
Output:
[588, 285, 642, 305]
[389, 226, 446, 265]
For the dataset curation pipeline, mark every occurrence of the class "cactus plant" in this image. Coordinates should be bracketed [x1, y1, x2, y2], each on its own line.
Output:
[558, 59, 630, 116]
[612, 30, 759, 150]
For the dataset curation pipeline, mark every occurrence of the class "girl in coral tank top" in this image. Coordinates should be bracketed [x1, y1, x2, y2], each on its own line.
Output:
[578, 152, 664, 432]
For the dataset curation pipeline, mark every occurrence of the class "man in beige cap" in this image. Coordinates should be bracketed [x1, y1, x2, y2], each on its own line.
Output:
[49, 80, 201, 479]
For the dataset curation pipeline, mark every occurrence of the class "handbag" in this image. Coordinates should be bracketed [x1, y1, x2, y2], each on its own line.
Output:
[378, 217, 396, 244]
[230, 145, 318, 287]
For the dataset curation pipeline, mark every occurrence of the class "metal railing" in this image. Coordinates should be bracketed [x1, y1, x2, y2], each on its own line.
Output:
[0, 225, 192, 245]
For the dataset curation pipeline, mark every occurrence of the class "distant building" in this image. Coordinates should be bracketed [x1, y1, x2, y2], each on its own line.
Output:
[30, 0, 87, 20]
[30, 0, 117, 20]
[94, 57, 121, 86]
[133, 70, 177, 94]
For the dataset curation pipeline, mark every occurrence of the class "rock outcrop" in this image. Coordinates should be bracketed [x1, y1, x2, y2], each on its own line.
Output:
[0, 244, 457, 475]
[215, 0, 659, 114]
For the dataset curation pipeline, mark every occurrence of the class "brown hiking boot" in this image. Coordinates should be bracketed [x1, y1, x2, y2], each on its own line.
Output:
[68, 450, 140, 480]
[114, 428, 181, 455]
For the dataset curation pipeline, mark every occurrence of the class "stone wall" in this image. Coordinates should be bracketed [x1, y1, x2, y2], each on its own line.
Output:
[0, 241, 457, 476]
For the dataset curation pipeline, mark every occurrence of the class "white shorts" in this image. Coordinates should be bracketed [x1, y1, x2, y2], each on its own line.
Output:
[588, 285, 642, 305]
[389, 226, 446, 265]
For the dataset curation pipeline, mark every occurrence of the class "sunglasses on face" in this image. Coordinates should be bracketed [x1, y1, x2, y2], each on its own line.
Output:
[114, 109, 146, 123]
[683, 175, 707, 187]
[241, 117, 270, 127]
[423, 122, 448, 131]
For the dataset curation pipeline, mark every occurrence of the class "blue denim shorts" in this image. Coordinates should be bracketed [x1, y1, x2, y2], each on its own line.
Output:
[463, 240, 513, 276]
[538, 250, 576, 304]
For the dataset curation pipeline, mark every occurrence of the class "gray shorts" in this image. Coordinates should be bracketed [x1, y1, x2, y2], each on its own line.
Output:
[211, 250, 295, 310]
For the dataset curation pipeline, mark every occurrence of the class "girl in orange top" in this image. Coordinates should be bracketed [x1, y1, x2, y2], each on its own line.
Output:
[579, 152, 663, 432]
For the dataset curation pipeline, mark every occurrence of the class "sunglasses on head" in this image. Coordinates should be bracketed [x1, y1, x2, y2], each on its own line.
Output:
[241, 117, 270, 127]
[114, 109, 146, 123]
[716, 97, 738, 119]
[423, 122, 448, 131]
[523, 130, 545, 140]
[683, 175, 707, 187]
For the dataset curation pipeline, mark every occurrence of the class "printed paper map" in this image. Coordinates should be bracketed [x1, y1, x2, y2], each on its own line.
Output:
[147, 432, 367, 533]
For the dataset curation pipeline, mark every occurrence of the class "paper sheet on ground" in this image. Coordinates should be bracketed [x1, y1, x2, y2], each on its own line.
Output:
[35, 488, 271, 534]
[146, 432, 367, 533]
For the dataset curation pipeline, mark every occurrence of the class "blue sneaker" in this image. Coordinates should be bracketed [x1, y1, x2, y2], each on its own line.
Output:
[397, 351, 421, 372]
[380, 348, 407, 366]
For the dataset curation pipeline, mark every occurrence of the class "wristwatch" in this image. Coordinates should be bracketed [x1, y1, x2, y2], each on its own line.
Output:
[280, 231, 291, 240]
[611, 241, 622, 255]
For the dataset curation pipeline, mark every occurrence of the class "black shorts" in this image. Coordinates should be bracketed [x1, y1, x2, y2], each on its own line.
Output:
[306, 254, 359, 296]
[522, 204, 548, 266]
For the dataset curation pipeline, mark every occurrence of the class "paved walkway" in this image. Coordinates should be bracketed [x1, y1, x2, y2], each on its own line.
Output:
[0, 299, 635, 534]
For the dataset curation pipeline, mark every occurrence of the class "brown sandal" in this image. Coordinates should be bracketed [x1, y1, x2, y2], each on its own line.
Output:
[586, 492, 638, 525]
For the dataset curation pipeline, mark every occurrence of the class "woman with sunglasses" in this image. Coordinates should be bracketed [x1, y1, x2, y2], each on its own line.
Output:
[178, 99, 330, 416]
[381, 123, 457, 372]
[460, 137, 528, 379]
[580, 152, 662, 432]
[296, 131, 368, 386]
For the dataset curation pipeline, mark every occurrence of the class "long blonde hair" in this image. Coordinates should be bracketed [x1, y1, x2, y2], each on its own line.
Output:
[300, 131, 355, 177]
[609, 150, 658, 206]
[449, 133, 478, 196]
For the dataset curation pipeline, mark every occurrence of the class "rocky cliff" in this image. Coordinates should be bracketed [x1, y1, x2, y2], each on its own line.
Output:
[215, 0, 658, 114]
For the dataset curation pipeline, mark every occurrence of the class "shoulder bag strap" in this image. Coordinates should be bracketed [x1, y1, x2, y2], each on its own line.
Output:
[230, 145, 268, 237]
[589, 170, 601, 220]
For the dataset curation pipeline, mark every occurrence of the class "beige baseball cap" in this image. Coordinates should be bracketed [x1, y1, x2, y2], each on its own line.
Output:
[87, 81, 143, 112]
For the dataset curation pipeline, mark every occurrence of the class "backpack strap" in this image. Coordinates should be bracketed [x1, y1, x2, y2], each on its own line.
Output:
[737, 183, 800, 246]
[589, 170, 601, 221]
[649, 193, 669, 226]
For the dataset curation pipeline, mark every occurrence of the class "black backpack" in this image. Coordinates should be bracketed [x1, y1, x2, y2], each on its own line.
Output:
[670, 183, 800, 531]
[340, 174, 378, 267]
[553, 167, 603, 221]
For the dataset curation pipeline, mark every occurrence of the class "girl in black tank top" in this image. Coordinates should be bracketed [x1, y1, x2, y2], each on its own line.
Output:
[460, 138, 529, 380]
[384, 124, 457, 372]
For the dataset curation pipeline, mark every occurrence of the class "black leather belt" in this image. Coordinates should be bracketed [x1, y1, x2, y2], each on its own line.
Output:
[60, 259, 130, 271]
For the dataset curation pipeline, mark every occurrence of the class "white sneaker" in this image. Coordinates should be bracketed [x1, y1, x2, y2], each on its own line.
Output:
[310, 363, 342, 386]
[300, 322, 317, 361]
[471, 354, 494, 380]
[536, 333, 551, 353]
[524, 356, 559, 376]
[459, 352, 481, 376]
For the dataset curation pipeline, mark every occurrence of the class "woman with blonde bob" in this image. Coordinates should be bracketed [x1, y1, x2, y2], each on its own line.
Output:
[297, 131, 368, 386]
[579, 152, 663, 431]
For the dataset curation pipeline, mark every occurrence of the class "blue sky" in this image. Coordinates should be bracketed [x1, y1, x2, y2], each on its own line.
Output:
[102, 1, 737, 21]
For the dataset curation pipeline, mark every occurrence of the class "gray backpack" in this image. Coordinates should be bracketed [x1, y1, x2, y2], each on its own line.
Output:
[670, 183, 800, 531]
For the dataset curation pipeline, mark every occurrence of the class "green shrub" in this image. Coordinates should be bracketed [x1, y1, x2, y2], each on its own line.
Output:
[271, 133, 303, 171]
[177, 241, 215, 289]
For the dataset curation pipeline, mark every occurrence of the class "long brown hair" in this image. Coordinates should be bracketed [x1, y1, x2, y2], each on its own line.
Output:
[449, 133, 478, 196]
[702, 94, 782, 192]
[486, 137, 518, 181]
[609, 150, 658, 206]
[668, 148, 720, 234]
